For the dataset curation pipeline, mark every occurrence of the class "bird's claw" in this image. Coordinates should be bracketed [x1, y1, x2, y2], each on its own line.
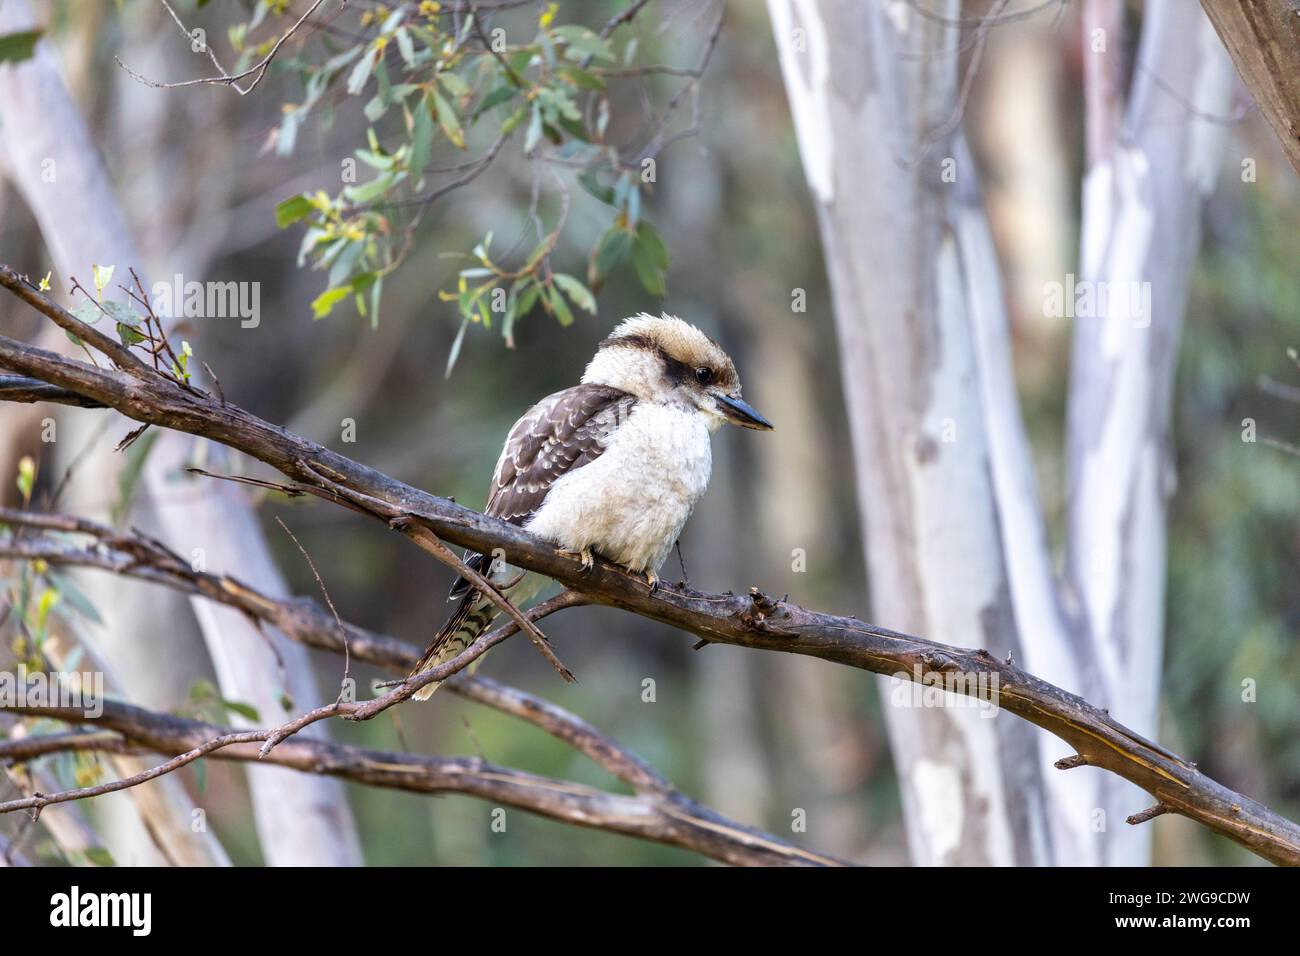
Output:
[560, 547, 595, 575]
[645, 569, 658, 593]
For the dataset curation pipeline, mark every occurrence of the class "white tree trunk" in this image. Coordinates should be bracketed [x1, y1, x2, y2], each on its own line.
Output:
[1067, 0, 1233, 865]
[769, 0, 1234, 866]
[766, 0, 1052, 865]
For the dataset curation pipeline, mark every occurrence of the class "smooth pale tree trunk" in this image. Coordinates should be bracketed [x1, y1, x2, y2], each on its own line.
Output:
[768, 0, 1234, 865]
[0, 0, 362, 865]
[1066, 0, 1233, 865]
[766, 0, 1053, 865]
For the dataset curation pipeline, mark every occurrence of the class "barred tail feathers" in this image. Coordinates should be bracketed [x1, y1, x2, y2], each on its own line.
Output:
[410, 595, 499, 701]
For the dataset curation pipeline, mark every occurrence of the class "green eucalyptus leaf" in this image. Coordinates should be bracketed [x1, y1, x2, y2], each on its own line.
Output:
[364, 93, 389, 122]
[0, 30, 42, 64]
[499, 105, 530, 137]
[578, 167, 616, 205]
[430, 88, 465, 149]
[328, 242, 363, 289]
[594, 226, 633, 283]
[445, 316, 470, 378]
[409, 97, 435, 177]
[513, 278, 541, 320]
[379, 5, 406, 33]
[343, 170, 404, 204]
[275, 194, 314, 228]
[473, 84, 518, 119]
[104, 301, 136, 326]
[546, 284, 575, 326]
[71, 303, 102, 326]
[220, 698, 262, 722]
[355, 148, 397, 171]
[438, 71, 470, 98]
[84, 847, 116, 867]
[312, 286, 352, 319]
[553, 273, 596, 314]
[113, 427, 160, 525]
[553, 25, 614, 63]
[370, 276, 383, 329]
[46, 570, 103, 625]
[557, 65, 605, 91]
[346, 47, 377, 95]
[632, 220, 669, 296]
[523, 103, 543, 153]
[277, 110, 302, 156]
[395, 27, 416, 67]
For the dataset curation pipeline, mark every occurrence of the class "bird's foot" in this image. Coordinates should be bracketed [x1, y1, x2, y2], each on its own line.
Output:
[644, 568, 659, 593]
[560, 547, 595, 575]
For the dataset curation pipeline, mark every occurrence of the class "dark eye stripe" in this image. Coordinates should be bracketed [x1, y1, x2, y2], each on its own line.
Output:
[658, 350, 694, 385]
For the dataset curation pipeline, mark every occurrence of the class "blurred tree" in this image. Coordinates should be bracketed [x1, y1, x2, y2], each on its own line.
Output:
[766, 0, 1235, 865]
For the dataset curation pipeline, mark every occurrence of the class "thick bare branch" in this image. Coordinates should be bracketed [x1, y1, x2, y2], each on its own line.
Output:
[0, 374, 106, 408]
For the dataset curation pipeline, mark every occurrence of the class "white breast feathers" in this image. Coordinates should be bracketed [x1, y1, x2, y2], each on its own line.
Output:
[523, 403, 713, 573]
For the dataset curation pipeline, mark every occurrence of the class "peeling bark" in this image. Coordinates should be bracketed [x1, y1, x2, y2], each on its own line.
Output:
[1067, 0, 1234, 865]
[766, 0, 1051, 865]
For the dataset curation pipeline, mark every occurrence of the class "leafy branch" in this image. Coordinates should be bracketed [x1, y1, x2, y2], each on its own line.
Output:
[204, 0, 718, 361]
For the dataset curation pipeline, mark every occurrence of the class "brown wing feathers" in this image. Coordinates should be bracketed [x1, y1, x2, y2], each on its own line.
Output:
[484, 383, 634, 526]
[447, 384, 634, 599]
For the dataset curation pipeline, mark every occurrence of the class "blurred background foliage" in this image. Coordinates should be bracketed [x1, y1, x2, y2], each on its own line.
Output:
[0, 0, 1295, 865]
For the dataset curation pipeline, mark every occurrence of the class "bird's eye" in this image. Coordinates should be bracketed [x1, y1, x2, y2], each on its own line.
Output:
[695, 366, 714, 385]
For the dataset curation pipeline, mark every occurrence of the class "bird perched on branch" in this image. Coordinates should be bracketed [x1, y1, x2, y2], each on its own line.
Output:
[410, 313, 773, 699]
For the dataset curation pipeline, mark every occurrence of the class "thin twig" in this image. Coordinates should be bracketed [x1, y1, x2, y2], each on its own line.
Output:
[275, 515, 351, 701]
[117, 0, 337, 97]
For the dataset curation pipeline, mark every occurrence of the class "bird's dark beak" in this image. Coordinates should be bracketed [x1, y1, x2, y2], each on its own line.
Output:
[716, 393, 774, 431]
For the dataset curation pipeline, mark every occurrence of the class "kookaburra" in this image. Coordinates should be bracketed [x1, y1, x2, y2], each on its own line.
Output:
[410, 313, 772, 699]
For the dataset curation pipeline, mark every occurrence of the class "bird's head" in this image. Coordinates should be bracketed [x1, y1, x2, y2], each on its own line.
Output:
[582, 313, 773, 432]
